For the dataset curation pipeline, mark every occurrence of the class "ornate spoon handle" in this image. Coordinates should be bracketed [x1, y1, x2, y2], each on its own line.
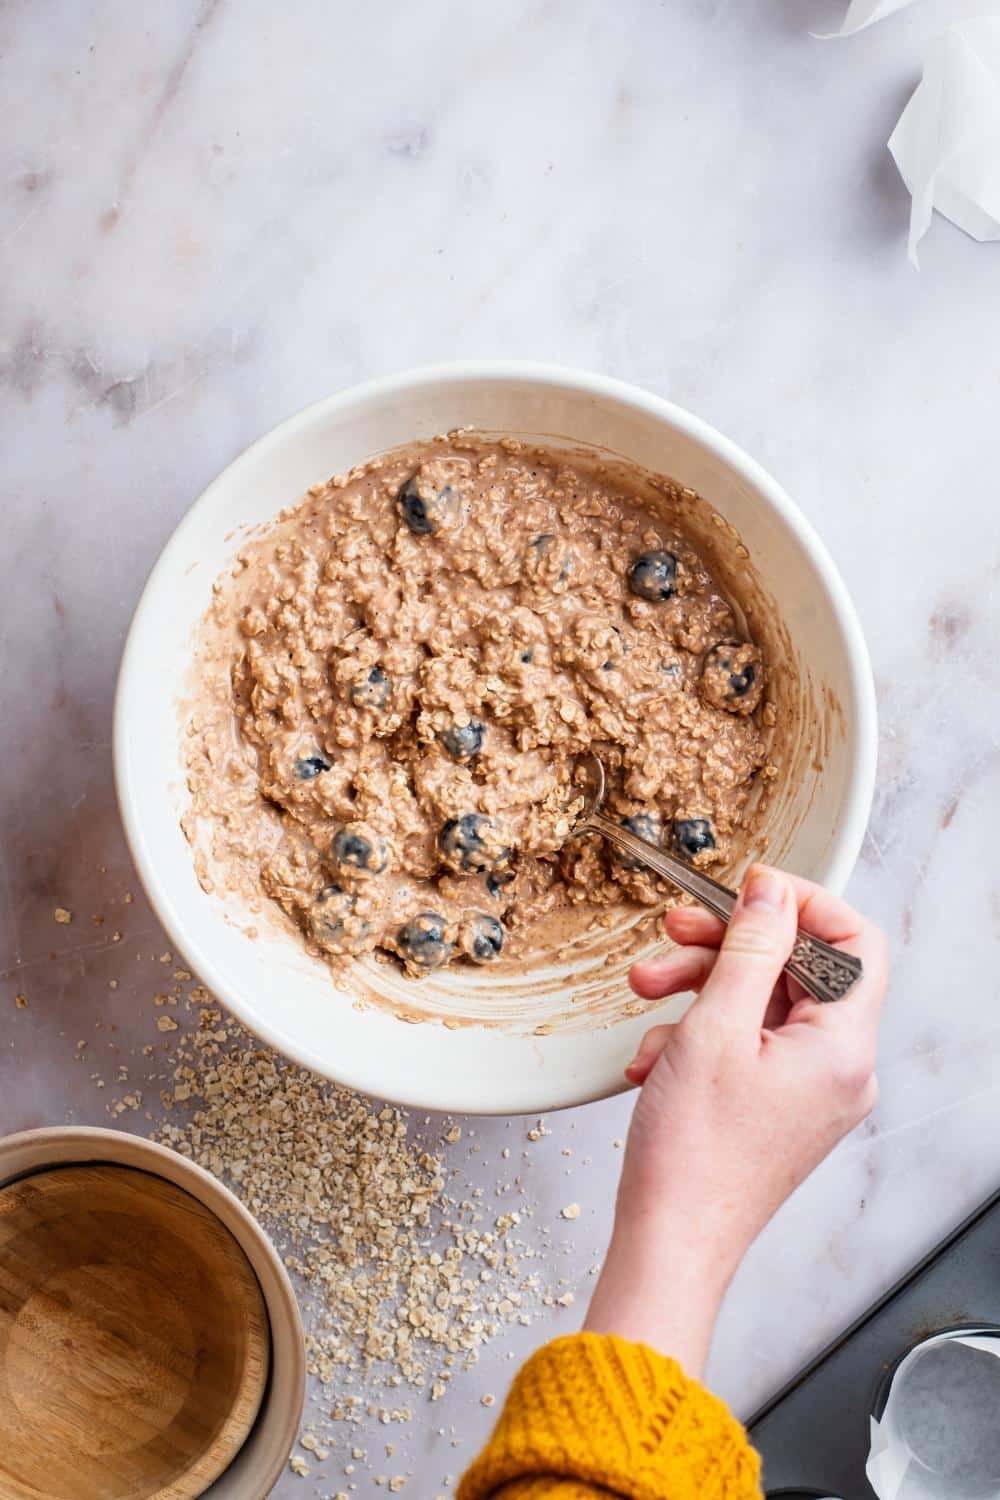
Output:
[584, 811, 863, 1005]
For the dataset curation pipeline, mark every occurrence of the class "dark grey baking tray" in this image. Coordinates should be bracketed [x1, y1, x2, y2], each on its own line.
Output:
[748, 1187, 1000, 1499]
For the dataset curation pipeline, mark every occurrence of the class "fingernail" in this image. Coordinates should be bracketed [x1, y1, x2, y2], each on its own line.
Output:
[743, 866, 786, 911]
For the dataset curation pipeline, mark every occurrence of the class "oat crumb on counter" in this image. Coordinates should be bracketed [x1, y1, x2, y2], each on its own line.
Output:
[149, 1002, 554, 1456]
[53, 907, 72, 924]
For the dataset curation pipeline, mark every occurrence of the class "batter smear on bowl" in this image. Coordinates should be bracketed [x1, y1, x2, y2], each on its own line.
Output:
[183, 437, 775, 977]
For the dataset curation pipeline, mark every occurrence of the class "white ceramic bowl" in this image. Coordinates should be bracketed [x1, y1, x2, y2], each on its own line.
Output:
[115, 363, 876, 1115]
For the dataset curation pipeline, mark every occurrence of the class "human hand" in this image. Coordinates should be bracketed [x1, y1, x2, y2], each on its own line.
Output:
[584, 864, 889, 1375]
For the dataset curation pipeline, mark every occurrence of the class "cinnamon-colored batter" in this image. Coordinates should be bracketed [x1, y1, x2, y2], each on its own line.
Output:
[183, 438, 772, 976]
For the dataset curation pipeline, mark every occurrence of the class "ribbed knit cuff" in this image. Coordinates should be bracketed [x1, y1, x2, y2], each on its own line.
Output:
[457, 1333, 761, 1500]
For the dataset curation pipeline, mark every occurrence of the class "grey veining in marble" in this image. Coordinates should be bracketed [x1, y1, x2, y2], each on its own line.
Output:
[3, 1, 1000, 1494]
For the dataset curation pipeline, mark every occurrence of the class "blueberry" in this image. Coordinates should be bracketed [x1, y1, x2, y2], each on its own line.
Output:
[441, 718, 485, 761]
[623, 813, 661, 844]
[465, 912, 504, 964]
[673, 818, 716, 860]
[614, 812, 662, 871]
[296, 753, 331, 780]
[349, 666, 390, 711]
[528, 532, 572, 582]
[628, 550, 678, 602]
[485, 869, 516, 901]
[330, 823, 389, 876]
[397, 911, 453, 969]
[439, 813, 510, 873]
[308, 886, 369, 950]
[398, 474, 455, 536]
[700, 641, 763, 715]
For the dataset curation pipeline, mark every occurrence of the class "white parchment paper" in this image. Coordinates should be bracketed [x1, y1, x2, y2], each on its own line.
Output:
[821, 0, 923, 39]
[867, 1331, 1000, 1500]
[888, 19, 1000, 266]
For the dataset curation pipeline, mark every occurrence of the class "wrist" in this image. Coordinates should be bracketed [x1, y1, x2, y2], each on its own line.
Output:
[615, 1184, 750, 1290]
[583, 1208, 732, 1378]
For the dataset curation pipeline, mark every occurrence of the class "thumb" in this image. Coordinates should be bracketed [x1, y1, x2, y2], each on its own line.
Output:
[698, 864, 797, 1029]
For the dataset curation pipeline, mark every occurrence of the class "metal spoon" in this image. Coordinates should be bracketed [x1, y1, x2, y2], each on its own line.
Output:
[573, 755, 862, 1004]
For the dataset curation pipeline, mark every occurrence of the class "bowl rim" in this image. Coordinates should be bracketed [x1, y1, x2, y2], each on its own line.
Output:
[113, 360, 878, 1111]
[0, 1125, 305, 1499]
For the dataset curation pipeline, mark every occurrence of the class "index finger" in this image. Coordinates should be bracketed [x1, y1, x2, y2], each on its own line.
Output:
[776, 873, 889, 1027]
[663, 871, 875, 950]
[780, 871, 889, 1017]
[654, 871, 889, 1020]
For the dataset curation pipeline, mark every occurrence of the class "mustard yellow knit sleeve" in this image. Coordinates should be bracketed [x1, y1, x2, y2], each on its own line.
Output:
[457, 1333, 762, 1500]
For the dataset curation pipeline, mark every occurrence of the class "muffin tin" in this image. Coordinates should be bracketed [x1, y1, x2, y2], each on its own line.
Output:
[751, 1187, 1000, 1499]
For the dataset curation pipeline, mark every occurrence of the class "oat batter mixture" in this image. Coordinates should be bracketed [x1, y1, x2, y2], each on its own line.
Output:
[184, 438, 772, 977]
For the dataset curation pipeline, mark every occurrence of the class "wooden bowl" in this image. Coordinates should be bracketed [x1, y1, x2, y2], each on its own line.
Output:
[0, 1130, 305, 1500]
[0, 1165, 268, 1500]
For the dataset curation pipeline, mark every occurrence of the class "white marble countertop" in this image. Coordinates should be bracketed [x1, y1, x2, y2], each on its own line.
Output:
[3, 1, 999, 1494]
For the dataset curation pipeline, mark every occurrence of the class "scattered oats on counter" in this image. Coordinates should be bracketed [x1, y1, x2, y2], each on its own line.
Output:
[53, 907, 72, 924]
[561, 1203, 580, 1220]
[14, 993, 28, 1009]
[154, 1007, 553, 1457]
